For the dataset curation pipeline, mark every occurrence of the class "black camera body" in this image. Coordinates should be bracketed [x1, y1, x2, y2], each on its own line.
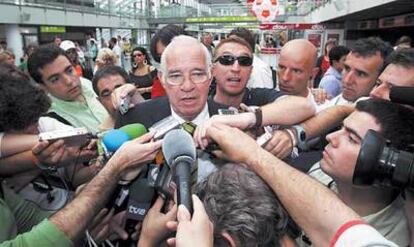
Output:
[353, 86, 414, 190]
[353, 129, 414, 190]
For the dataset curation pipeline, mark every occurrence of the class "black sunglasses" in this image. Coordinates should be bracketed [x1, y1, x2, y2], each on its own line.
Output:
[215, 55, 253, 66]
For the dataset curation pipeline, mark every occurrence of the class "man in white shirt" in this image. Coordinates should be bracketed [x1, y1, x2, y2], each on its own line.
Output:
[109, 37, 122, 67]
[277, 39, 319, 107]
[318, 37, 391, 111]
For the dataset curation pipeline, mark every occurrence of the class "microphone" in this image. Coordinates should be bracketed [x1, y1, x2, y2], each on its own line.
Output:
[124, 176, 155, 238]
[119, 123, 148, 140]
[162, 129, 196, 215]
[101, 123, 149, 184]
[390, 86, 414, 106]
[102, 123, 148, 153]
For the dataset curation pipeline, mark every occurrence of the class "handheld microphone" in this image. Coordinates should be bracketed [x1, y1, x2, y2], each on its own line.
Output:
[124, 176, 155, 236]
[101, 123, 149, 183]
[390, 86, 414, 106]
[162, 129, 196, 215]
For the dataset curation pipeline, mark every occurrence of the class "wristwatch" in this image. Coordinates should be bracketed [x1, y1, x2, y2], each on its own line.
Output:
[291, 125, 307, 151]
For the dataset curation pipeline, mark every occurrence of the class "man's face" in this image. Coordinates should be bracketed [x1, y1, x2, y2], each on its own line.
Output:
[212, 42, 253, 98]
[39, 55, 82, 101]
[341, 52, 383, 102]
[370, 64, 414, 100]
[160, 45, 211, 121]
[96, 74, 126, 116]
[320, 111, 381, 183]
[278, 48, 314, 97]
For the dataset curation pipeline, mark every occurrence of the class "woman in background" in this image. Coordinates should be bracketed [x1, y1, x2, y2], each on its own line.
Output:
[129, 47, 156, 100]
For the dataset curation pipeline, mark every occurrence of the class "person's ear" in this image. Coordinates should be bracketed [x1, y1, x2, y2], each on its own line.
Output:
[221, 232, 237, 247]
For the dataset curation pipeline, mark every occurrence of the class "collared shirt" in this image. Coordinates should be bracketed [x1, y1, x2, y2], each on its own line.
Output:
[170, 103, 217, 182]
[319, 66, 342, 98]
[170, 103, 210, 126]
[48, 77, 109, 134]
[316, 93, 354, 112]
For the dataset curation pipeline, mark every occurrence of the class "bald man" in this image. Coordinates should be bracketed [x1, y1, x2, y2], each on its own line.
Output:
[277, 39, 318, 105]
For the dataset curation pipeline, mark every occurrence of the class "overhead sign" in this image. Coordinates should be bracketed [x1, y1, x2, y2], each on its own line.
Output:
[259, 23, 325, 30]
[40, 26, 66, 33]
[185, 16, 257, 23]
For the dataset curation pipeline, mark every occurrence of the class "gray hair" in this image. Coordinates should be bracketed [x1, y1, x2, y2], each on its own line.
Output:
[194, 164, 294, 247]
[160, 35, 212, 81]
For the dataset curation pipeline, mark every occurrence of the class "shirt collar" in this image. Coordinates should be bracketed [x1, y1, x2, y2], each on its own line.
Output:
[170, 103, 209, 126]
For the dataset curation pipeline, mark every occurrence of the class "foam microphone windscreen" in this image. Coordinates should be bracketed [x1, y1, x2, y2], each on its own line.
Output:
[162, 129, 196, 167]
[119, 123, 148, 140]
[102, 129, 130, 153]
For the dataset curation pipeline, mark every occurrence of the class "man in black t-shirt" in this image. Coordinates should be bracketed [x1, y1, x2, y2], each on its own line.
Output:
[210, 36, 315, 159]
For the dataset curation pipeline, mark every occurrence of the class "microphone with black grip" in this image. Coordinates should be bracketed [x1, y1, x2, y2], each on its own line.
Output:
[162, 129, 196, 215]
[390, 86, 414, 106]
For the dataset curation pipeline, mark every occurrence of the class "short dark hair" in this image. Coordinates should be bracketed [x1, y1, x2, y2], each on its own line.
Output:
[0, 63, 51, 132]
[356, 98, 414, 150]
[329, 45, 350, 66]
[150, 24, 185, 63]
[194, 164, 298, 247]
[131, 47, 152, 72]
[28, 44, 68, 84]
[229, 27, 255, 52]
[386, 48, 414, 69]
[92, 65, 129, 95]
[214, 36, 253, 60]
[352, 37, 392, 58]
[351, 37, 392, 72]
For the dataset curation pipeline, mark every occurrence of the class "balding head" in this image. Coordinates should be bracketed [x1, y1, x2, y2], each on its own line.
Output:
[277, 39, 318, 97]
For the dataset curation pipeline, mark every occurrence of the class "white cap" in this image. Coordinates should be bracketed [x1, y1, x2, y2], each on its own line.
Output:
[60, 40, 76, 51]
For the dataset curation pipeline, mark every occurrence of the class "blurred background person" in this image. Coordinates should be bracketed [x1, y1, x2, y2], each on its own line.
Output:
[129, 47, 157, 100]
[314, 39, 337, 87]
[60, 40, 84, 77]
[394, 35, 411, 50]
[0, 50, 15, 65]
[93, 48, 117, 74]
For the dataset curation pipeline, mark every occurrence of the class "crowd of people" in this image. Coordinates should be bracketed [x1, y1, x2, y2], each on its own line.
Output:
[0, 24, 413, 247]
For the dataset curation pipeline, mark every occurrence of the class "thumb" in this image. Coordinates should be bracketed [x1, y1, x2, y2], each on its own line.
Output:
[177, 205, 191, 223]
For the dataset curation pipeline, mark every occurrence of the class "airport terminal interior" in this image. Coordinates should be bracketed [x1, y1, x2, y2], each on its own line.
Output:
[1, 0, 414, 247]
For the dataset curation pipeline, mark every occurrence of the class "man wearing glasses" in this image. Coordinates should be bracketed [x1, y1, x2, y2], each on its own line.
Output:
[116, 35, 228, 181]
[116, 35, 226, 130]
[211, 36, 315, 159]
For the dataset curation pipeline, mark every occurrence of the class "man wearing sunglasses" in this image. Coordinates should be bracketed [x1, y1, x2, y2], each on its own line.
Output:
[211, 36, 315, 159]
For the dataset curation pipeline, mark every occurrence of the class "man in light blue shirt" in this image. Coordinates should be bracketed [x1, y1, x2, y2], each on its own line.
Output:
[319, 45, 350, 98]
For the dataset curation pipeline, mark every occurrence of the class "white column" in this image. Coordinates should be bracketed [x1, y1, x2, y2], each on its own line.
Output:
[5, 24, 23, 66]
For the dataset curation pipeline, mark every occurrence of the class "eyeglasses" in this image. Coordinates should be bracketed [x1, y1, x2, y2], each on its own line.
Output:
[214, 55, 253, 66]
[166, 70, 210, 86]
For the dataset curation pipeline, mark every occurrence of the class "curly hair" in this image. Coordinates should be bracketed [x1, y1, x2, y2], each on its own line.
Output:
[0, 63, 50, 132]
[194, 164, 298, 247]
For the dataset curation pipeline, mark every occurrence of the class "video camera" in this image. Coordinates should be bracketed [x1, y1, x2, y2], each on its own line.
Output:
[353, 86, 414, 190]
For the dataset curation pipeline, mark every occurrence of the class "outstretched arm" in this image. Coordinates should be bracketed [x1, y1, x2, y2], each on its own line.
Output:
[204, 123, 364, 246]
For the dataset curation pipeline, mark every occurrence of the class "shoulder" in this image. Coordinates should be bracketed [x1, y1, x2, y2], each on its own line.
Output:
[115, 97, 170, 128]
[245, 88, 284, 105]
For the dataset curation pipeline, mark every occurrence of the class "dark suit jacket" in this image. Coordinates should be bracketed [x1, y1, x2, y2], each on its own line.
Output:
[115, 96, 227, 129]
